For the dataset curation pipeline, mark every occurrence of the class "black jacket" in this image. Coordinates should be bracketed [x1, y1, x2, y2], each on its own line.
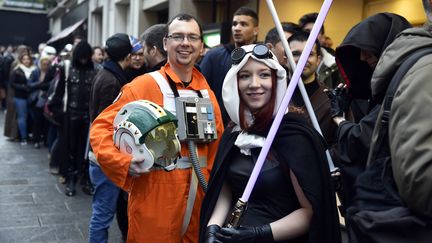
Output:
[10, 67, 30, 99]
[89, 59, 129, 122]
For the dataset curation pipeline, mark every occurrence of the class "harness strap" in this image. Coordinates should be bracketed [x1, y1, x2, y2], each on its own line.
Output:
[182, 168, 198, 236]
[148, 70, 208, 235]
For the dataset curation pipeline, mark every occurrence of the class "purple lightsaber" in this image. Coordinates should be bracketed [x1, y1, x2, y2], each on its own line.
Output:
[226, 0, 334, 227]
[270, 1, 337, 172]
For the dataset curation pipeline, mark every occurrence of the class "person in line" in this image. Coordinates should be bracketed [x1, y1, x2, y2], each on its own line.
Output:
[200, 6, 259, 126]
[50, 41, 98, 196]
[91, 46, 105, 69]
[3, 45, 31, 141]
[90, 13, 223, 242]
[124, 36, 146, 81]
[10, 52, 36, 145]
[199, 44, 341, 243]
[140, 24, 167, 72]
[28, 54, 54, 148]
[88, 33, 140, 243]
[327, 13, 411, 211]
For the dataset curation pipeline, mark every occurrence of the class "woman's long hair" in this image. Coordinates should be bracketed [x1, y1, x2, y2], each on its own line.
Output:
[72, 41, 94, 69]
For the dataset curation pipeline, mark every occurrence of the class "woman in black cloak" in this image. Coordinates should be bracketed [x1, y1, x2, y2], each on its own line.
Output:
[199, 44, 341, 243]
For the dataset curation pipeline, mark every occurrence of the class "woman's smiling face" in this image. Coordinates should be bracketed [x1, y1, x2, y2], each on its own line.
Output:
[237, 58, 273, 113]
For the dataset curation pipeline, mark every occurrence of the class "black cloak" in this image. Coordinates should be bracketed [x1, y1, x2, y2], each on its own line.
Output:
[333, 13, 412, 211]
[199, 113, 341, 243]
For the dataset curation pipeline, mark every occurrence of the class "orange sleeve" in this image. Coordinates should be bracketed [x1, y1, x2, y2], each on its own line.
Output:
[89, 74, 163, 190]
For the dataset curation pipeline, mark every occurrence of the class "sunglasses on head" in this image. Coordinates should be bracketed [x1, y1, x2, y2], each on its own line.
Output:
[231, 44, 273, 65]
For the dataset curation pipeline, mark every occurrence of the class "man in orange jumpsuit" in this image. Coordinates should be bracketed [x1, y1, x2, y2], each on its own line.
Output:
[90, 13, 223, 242]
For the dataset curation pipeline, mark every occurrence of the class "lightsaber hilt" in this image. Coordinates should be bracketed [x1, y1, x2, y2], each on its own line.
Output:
[225, 199, 248, 228]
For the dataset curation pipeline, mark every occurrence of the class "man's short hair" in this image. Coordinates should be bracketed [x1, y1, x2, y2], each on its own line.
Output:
[288, 30, 322, 57]
[233, 6, 259, 26]
[141, 24, 167, 58]
[298, 12, 325, 35]
[166, 13, 203, 41]
[265, 22, 301, 46]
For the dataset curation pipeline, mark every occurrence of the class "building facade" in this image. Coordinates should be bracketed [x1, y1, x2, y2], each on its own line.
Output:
[47, 0, 426, 49]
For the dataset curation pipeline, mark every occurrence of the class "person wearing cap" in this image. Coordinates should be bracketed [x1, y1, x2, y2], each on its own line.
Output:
[41, 46, 57, 60]
[199, 44, 341, 243]
[88, 33, 141, 243]
[90, 13, 223, 242]
[124, 35, 146, 81]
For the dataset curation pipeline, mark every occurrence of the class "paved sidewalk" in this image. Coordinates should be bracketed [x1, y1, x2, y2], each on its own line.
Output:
[0, 112, 122, 243]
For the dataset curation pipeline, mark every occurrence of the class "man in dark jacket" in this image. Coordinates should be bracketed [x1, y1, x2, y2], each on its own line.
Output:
[329, 13, 411, 212]
[200, 6, 259, 126]
[288, 31, 337, 148]
[88, 33, 141, 243]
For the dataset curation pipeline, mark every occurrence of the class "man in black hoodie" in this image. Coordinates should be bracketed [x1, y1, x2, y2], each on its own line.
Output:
[88, 33, 141, 243]
[327, 13, 411, 213]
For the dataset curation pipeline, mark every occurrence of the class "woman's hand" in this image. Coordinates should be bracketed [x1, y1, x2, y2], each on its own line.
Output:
[205, 224, 221, 243]
[215, 224, 273, 243]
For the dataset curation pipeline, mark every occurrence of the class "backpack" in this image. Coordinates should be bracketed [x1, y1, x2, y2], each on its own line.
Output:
[346, 48, 432, 243]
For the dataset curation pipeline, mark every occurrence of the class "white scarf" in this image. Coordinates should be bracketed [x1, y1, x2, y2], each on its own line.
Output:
[233, 126, 266, 156]
[18, 64, 35, 80]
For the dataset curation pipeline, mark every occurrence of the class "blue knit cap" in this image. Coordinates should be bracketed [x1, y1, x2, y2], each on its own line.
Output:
[129, 35, 143, 53]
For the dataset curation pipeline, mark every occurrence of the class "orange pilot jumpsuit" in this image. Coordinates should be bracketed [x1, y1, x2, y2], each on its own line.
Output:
[90, 63, 224, 243]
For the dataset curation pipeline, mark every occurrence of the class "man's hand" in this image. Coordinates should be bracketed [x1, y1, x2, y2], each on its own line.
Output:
[324, 83, 350, 118]
[128, 157, 150, 177]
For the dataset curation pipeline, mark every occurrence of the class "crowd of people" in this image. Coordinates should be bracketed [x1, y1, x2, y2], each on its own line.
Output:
[1, 1, 432, 242]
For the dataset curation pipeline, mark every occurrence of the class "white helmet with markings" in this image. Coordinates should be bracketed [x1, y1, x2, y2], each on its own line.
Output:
[113, 100, 181, 171]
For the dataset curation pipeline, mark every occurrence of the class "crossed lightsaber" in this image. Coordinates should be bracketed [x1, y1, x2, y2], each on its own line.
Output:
[226, 0, 338, 228]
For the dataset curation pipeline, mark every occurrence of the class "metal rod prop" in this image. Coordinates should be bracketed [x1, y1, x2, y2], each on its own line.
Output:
[269, 0, 336, 172]
[240, 0, 334, 202]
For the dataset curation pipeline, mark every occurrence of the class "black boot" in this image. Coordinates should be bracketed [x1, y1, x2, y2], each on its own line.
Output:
[65, 176, 76, 197]
[82, 181, 94, 195]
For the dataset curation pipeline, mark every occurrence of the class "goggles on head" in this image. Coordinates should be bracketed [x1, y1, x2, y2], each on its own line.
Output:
[231, 43, 273, 65]
[113, 100, 181, 172]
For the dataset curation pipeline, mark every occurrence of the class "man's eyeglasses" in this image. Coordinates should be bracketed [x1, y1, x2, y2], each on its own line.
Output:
[166, 34, 202, 43]
[231, 44, 273, 65]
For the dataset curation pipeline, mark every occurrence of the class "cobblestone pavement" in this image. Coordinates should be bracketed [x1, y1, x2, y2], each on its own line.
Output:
[0, 112, 122, 243]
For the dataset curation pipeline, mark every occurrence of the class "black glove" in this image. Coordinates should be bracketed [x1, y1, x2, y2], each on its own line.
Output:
[215, 224, 273, 243]
[325, 85, 350, 118]
[205, 224, 221, 243]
